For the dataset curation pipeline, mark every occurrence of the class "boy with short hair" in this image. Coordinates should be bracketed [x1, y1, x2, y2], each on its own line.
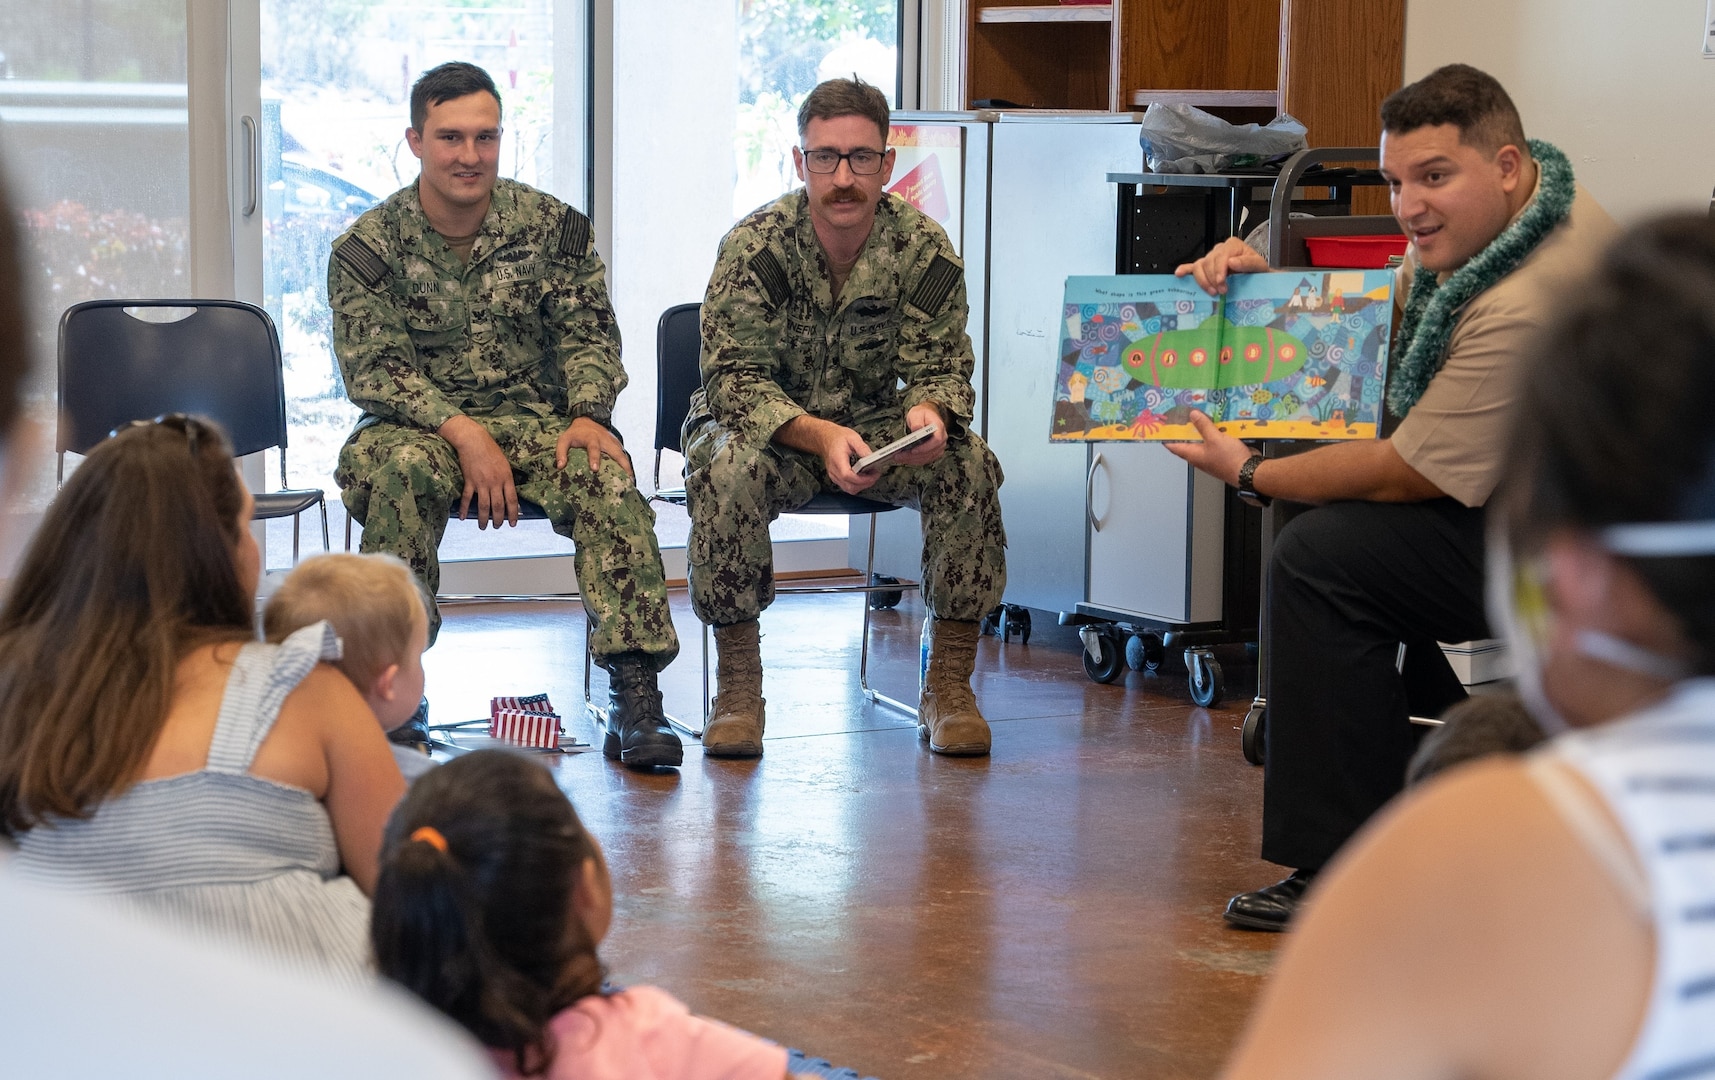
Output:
[264, 552, 433, 780]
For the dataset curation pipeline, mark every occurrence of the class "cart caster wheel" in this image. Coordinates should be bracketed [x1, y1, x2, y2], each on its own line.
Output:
[1241, 703, 1266, 766]
[1126, 633, 1164, 672]
[867, 574, 904, 610]
[997, 604, 1032, 645]
[1080, 627, 1124, 684]
[1187, 648, 1224, 707]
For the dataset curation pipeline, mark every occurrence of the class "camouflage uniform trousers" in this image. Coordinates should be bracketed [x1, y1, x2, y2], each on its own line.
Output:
[684, 414, 1007, 626]
[337, 414, 680, 667]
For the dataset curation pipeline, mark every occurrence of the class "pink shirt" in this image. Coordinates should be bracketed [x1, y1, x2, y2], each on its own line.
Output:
[494, 986, 788, 1080]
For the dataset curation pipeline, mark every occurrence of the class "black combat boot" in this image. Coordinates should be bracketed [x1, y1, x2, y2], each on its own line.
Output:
[387, 697, 432, 754]
[602, 652, 683, 769]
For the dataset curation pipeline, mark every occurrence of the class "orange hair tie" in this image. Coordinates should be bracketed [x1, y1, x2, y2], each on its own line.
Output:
[410, 826, 449, 853]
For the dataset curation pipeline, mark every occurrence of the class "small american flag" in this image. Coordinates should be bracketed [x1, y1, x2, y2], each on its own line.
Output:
[491, 693, 555, 717]
[490, 709, 562, 748]
[488, 694, 561, 748]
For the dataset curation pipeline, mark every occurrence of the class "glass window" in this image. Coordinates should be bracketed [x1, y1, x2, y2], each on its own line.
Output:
[734, 0, 900, 217]
[0, 1, 190, 549]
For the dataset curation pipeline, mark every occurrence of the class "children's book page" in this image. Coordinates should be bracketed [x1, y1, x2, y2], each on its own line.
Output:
[1051, 270, 1395, 442]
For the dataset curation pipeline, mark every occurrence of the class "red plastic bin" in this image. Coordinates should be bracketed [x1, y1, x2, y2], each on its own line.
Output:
[1304, 234, 1409, 269]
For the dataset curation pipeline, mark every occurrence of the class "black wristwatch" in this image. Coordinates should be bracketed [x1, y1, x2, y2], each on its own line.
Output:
[1236, 453, 1271, 508]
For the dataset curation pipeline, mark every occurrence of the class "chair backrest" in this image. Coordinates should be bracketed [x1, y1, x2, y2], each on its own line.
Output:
[654, 302, 703, 458]
[57, 299, 288, 458]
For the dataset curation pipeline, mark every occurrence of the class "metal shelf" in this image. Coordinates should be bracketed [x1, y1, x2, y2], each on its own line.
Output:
[1130, 89, 1278, 109]
[979, 5, 1114, 23]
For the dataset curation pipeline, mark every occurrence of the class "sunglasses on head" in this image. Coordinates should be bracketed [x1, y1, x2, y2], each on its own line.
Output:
[111, 413, 213, 456]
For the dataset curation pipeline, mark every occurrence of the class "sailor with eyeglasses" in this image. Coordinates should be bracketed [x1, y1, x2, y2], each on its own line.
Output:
[682, 77, 1008, 762]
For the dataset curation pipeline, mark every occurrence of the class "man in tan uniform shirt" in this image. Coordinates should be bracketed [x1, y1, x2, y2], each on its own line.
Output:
[1173, 64, 1616, 930]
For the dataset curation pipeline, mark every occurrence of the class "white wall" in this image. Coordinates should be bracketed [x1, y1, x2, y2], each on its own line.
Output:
[1405, 1, 1715, 224]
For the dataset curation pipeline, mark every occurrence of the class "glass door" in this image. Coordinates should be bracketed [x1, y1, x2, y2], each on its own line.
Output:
[258, 0, 588, 574]
[733, 0, 901, 218]
[246, 0, 902, 577]
[0, 0, 201, 568]
[609, 0, 900, 558]
[735, 0, 899, 550]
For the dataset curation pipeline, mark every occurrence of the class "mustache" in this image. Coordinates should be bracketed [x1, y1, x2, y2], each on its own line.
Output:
[820, 187, 869, 207]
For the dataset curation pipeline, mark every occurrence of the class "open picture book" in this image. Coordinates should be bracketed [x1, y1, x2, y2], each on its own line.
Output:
[1051, 270, 1396, 442]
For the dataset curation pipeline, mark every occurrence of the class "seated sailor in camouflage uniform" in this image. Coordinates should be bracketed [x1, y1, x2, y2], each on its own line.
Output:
[687, 77, 1007, 758]
[328, 61, 681, 769]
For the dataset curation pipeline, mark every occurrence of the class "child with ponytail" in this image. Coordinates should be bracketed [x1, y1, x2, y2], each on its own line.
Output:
[371, 750, 804, 1079]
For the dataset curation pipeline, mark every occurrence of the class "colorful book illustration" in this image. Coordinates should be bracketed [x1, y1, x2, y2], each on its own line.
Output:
[1051, 270, 1395, 442]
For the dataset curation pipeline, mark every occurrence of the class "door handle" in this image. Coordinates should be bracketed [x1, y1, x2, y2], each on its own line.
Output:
[1086, 452, 1104, 533]
[240, 115, 259, 217]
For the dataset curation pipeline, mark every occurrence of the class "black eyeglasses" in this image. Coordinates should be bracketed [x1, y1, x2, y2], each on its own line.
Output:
[112, 413, 211, 456]
[800, 147, 888, 175]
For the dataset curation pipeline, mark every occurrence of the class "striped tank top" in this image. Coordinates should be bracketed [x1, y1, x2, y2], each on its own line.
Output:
[1536, 679, 1715, 1080]
[11, 622, 372, 984]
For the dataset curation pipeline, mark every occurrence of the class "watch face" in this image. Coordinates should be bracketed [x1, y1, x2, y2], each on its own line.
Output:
[1238, 455, 1262, 492]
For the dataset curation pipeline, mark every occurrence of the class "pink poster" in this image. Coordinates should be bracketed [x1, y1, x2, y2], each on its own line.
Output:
[888, 123, 963, 253]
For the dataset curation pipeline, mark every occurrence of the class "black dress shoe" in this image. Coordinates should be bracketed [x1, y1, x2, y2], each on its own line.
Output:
[1224, 869, 1316, 931]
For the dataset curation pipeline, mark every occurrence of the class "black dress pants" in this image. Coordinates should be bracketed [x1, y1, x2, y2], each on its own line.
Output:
[1260, 498, 1490, 871]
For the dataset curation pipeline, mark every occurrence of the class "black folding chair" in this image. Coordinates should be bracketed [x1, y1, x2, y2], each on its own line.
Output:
[652, 302, 920, 720]
[57, 299, 329, 562]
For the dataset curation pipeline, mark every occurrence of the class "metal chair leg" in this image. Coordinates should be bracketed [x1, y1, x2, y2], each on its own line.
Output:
[859, 513, 875, 691]
[1394, 642, 1443, 725]
[858, 512, 918, 718]
[583, 614, 595, 714]
[701, 618, 712, 723]
[292, 513, 301, 565]
[318, 495, 330, 552]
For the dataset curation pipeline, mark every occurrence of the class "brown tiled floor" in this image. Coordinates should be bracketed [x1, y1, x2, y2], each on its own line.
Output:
[428, 590, 1284, 1080]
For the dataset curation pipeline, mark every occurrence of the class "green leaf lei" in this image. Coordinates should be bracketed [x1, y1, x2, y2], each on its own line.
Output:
[1388, 139, 1575, 418]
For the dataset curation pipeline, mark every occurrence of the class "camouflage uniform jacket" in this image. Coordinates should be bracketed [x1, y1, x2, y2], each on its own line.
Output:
[698, 190, 975, 446]
[329, 177, 623, 433]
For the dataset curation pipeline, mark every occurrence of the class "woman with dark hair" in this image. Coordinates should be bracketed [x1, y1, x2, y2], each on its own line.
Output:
[374, 750, 803, 1079]
[0, 417, 404, 983]
[1218, 214, 1715, 1080]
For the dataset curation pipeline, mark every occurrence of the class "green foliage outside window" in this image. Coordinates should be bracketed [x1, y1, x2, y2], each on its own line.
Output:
[0, 0, 184, 82]
[738, 0, 895, 104]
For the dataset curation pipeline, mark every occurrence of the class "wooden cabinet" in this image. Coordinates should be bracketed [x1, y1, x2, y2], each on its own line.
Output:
[963, 0, 1404, 156]
[964, 1, 1121, 112]
[1275, 0, 1407, 150]
[1120, 0, 1281, 113]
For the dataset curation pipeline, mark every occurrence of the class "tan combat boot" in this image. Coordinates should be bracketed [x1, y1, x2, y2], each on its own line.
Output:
[703, 620, 765, 758]
[919, 618, 992, 756]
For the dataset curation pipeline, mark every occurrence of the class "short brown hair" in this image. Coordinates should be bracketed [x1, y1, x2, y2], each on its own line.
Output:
[1380, 64, 1527, 157]
[264, 553, 427, 691]
[797, 77, 890, 145]
[410, 61, 502, 133]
